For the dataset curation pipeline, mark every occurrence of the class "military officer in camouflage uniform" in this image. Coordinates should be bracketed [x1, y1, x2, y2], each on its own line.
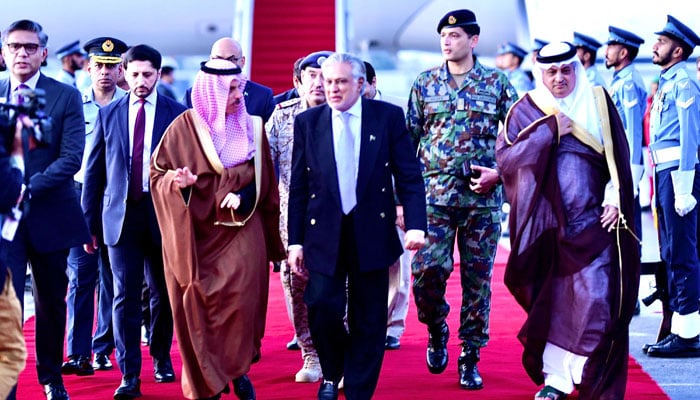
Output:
[265, 50, 331, 383]
[406, 9, 517, 390]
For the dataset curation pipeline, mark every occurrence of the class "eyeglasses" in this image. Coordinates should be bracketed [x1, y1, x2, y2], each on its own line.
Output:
[5, 42, 42, 55]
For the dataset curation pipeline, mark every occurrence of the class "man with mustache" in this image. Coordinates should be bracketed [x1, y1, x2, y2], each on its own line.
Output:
[266, 51, 331, 384]
[646, 15, 700, 358]
[82, 44, 186, 399]
[496, 41, 639, 400]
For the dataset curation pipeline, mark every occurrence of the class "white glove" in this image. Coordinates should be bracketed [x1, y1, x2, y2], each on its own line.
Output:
[630, 164, 645, 198]
[671, 169, 697, 217]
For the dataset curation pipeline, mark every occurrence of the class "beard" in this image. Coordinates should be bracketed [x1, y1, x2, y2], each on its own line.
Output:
[652, 51, 673, 66]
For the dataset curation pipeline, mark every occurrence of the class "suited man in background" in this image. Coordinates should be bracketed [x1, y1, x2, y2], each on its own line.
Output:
[1, 19, 89, 400]
[82, 44, 185, 400]
[287, 52, 426, 400]
[183, 37, 275, 123]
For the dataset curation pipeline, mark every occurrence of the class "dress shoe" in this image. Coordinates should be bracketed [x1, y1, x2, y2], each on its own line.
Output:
[233, 374, 256, 400]
[647, 334, 700, 358]
[385, 335, 401, 350]
[287, 336, 300, 350]
[458, 346, 483, 390]
[114, 375, 141, 400]
[642, 333, 676, 354]
[317, 380, 339, 400]
[43, 382, 70, 400]
[92, 353, 113, 371]
[426, 322, 449, 374]
[153, 357, 176, 383]
[61, 355, 95, 376]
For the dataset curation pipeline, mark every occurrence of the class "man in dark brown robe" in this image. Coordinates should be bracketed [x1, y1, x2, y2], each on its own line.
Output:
[496, 42, 640, 400]
[150, 59, 285, 400]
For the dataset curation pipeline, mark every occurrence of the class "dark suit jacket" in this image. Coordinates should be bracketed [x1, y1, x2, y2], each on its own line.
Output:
[183, 80, 275, 123]
[288, 98, 426, 275]
[82, 93, 187, 245]
[0, 74, 89, 252]
[0, 143, 22, 279]
[0, 150, 22, 214]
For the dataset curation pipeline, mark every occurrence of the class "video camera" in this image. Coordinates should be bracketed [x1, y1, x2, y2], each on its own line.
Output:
[0, 87, 53, 151]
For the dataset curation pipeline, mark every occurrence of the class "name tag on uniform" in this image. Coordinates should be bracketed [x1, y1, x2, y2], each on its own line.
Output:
[425, 95, 449, 103]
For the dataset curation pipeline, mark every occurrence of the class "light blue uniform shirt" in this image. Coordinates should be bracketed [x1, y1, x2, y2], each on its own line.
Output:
[74, 86, 128, 183]
[586, 66, 607, 88]
[610, 64, 647, 165]
[650, 62, 700, 172]
[504, 68, 534, 98]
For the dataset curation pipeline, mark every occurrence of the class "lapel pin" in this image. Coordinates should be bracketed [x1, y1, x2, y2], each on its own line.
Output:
[370, 135, 376, 142]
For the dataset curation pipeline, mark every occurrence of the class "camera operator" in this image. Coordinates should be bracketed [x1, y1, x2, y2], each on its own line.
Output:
[0, 115, 28, 400]
[1, 19, 88, 400]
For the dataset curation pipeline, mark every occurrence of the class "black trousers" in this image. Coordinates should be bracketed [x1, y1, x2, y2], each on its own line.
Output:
[305, 214, 389, 400]
[5, 219, 70, 386]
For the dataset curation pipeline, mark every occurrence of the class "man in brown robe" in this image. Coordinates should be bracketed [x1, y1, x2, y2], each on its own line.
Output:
[496, 42, 640, 400]
[150, 59, 285, 400]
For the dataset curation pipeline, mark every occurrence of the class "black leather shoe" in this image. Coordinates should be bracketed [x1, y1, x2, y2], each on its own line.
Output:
[426, 322, 449, 374]
[43, 382, 70, 400]
[385, 335, 401, 350]
[92, 353, 113, 371]
[153, 357, 176, 383]
[287, 336, 300, 351]
[232, 374, 256, 400]
[61, 355, 95, 376]
[642, 333, 676, 354]
[114, 375, 141, 400]
[317, 380, 339, 400]
[647, 334, 700, 358]
[458, 346, 483, 390]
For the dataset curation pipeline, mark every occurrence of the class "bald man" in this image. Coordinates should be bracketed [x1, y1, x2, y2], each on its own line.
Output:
[183, 37, 275, 123]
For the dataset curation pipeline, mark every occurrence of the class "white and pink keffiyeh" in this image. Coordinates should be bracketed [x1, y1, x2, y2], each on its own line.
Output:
[191, 58, 255, 168]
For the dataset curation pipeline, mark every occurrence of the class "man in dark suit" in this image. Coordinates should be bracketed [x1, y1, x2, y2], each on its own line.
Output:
[1, 19, 89, 400]
[183, 37, 275, 123]
[0, 115, 28, 400]
[82, 44, 185, 400]
[287, 53, 426, 400]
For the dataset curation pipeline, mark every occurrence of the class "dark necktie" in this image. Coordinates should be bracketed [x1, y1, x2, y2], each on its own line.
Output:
[15, 83, 29, 105]
[129, 98, 146, 202]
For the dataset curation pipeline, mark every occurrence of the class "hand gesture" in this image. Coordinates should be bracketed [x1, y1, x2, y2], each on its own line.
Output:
[174, 167, 197, 188]
[556, 112, 573, 136]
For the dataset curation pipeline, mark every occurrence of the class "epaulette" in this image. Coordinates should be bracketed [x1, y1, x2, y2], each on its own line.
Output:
[277, 97, 303, 109]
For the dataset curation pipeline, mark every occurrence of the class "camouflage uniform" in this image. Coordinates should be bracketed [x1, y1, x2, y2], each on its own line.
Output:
[406, 58, 517, 348]
[265, 97, 317, 359]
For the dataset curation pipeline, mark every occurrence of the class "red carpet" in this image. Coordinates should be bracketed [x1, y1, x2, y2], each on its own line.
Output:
[18, 246, 668, 399]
